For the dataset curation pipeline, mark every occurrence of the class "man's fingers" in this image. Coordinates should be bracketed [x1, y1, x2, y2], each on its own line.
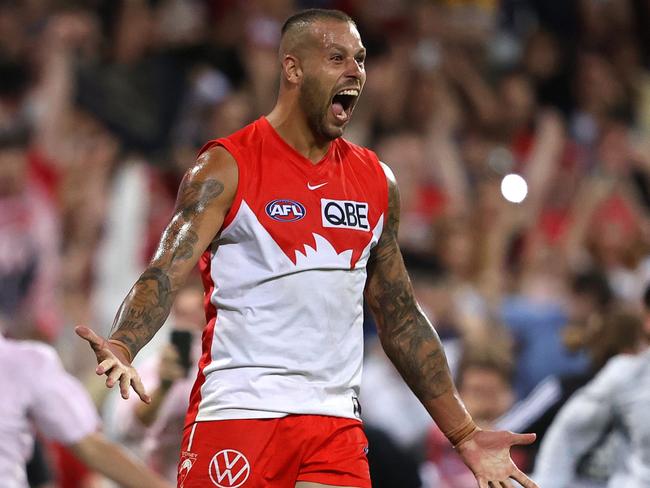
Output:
[105, 367, 123, 388]
[76, 325, 144, 403]
[511, 468, 539, 488]
[96, 358, 115, 375]
[499, 480, 514, 488]
[77, 325, 147, 404]
[75, 325, 105, 350]
[477, 478, 489, 488]
[119, 374, 130, 400]
[509, 432, 536, 446]
[131, 374, 151, 404]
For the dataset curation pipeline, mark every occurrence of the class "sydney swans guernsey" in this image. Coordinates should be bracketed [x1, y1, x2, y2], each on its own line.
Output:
[186, 117, 388, 425]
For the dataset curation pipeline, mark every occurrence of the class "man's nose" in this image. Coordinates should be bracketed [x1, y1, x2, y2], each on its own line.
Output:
[344, 57, 363, 79]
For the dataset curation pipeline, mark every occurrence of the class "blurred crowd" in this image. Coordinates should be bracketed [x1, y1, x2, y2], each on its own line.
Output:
[2, 0, 650, 487]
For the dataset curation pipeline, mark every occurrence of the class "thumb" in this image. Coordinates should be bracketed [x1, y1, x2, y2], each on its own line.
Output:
[75, 325, 104, 349]
[510, 432, 536, 446]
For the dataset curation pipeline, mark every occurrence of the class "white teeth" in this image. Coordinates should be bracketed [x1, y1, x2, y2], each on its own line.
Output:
[337, 89, 359, 96]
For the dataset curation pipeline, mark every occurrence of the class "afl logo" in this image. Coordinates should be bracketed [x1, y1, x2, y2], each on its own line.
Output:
[265, 199, 306, 222]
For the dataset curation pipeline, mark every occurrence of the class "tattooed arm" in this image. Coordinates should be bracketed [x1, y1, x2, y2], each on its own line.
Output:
[364, 163, 472, 438]
[364, 163, 538, 488]
[76, 146, 237, 402]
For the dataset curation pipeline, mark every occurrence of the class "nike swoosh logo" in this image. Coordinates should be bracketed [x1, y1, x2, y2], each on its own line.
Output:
[307, 182, 328, 190]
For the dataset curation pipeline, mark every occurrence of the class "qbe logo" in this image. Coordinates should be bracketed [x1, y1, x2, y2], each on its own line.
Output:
[265, 199, 306, 222]
[208, 449, 251, 488]
[321, 198, 369, 231]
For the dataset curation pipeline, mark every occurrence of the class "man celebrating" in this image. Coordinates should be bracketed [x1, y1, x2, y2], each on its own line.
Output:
[78, 9, 538, 488]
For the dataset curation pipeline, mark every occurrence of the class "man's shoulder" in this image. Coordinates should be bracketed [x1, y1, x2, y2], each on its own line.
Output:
[199, 117, 265, 160]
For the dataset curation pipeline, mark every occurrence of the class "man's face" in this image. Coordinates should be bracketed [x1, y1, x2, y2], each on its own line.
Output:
[298, 20, 366, 141]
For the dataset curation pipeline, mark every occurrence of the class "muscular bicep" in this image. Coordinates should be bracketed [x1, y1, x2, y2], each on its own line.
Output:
[148, 146, 237, 284]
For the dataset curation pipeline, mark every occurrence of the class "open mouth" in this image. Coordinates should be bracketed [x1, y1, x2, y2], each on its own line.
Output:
[331, 88, 359, 122]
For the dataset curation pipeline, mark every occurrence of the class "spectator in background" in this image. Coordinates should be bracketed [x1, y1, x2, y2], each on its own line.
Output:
[501, 266, 591, 400]
[373, 132, 441, 253]
[405, 259, 459, 342]
[0, 125, 61, 341]
[533, 307, 649, 487]
[500, 302, 644, 475]
[0, 330, 171, 488]
[563, 269, 614, 354]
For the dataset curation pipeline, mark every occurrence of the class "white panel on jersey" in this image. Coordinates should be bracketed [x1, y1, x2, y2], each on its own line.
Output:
[294, 233, 353, 269]
[194, 201, 382, 421]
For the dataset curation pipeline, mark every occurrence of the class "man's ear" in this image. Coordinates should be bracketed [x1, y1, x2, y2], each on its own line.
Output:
[282, 54, 302, 84]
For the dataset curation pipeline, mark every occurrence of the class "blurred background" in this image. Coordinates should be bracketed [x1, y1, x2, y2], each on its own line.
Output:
[2, 0, 650, 487]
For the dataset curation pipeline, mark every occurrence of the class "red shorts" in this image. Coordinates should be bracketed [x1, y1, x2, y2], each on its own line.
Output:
[177, 415, 370, 488]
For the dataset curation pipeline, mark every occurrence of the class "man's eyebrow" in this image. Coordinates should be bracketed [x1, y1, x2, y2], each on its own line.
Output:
[329, 43, 367, 56]
[328, 43, 348, 52]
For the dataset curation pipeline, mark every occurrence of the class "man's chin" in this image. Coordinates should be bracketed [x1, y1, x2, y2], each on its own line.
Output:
[329, 126, 345, 139]
[323, 118, 347, 139]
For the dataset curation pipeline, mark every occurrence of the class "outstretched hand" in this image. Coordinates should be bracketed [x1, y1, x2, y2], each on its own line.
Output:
[75, 326, 151, 403]
[456, 429, 538, 488]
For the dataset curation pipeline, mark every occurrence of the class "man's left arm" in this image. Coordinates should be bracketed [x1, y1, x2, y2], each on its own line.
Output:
[364, 163, 538, 488]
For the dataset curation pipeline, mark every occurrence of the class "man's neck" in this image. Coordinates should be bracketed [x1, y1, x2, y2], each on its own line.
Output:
[266, 104, 331, 164]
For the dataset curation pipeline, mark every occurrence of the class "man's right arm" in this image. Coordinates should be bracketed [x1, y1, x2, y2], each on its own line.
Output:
[76, 146, 237, 401]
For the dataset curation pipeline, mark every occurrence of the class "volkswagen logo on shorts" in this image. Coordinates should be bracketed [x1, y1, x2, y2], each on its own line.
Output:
[208, 449, 251, 488]
[265, 199, 306, 222]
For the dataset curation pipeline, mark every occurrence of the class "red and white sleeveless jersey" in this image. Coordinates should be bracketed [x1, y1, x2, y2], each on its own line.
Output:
[186, 117, 388, 425]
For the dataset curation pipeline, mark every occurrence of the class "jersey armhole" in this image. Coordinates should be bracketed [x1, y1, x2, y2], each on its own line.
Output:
[198, 139, 245, 231]
[373, 153, 390, 218]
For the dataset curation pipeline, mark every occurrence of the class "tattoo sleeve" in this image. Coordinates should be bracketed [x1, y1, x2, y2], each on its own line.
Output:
[109, 162, 227, 359]
[365, 165, 471, 432]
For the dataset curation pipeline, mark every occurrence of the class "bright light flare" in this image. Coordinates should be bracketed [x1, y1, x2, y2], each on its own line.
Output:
[500, 173, 528, 203]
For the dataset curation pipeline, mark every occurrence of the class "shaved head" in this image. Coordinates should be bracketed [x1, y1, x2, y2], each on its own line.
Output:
[279, 9, 355, 59]
[274, 8, 365, 142]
